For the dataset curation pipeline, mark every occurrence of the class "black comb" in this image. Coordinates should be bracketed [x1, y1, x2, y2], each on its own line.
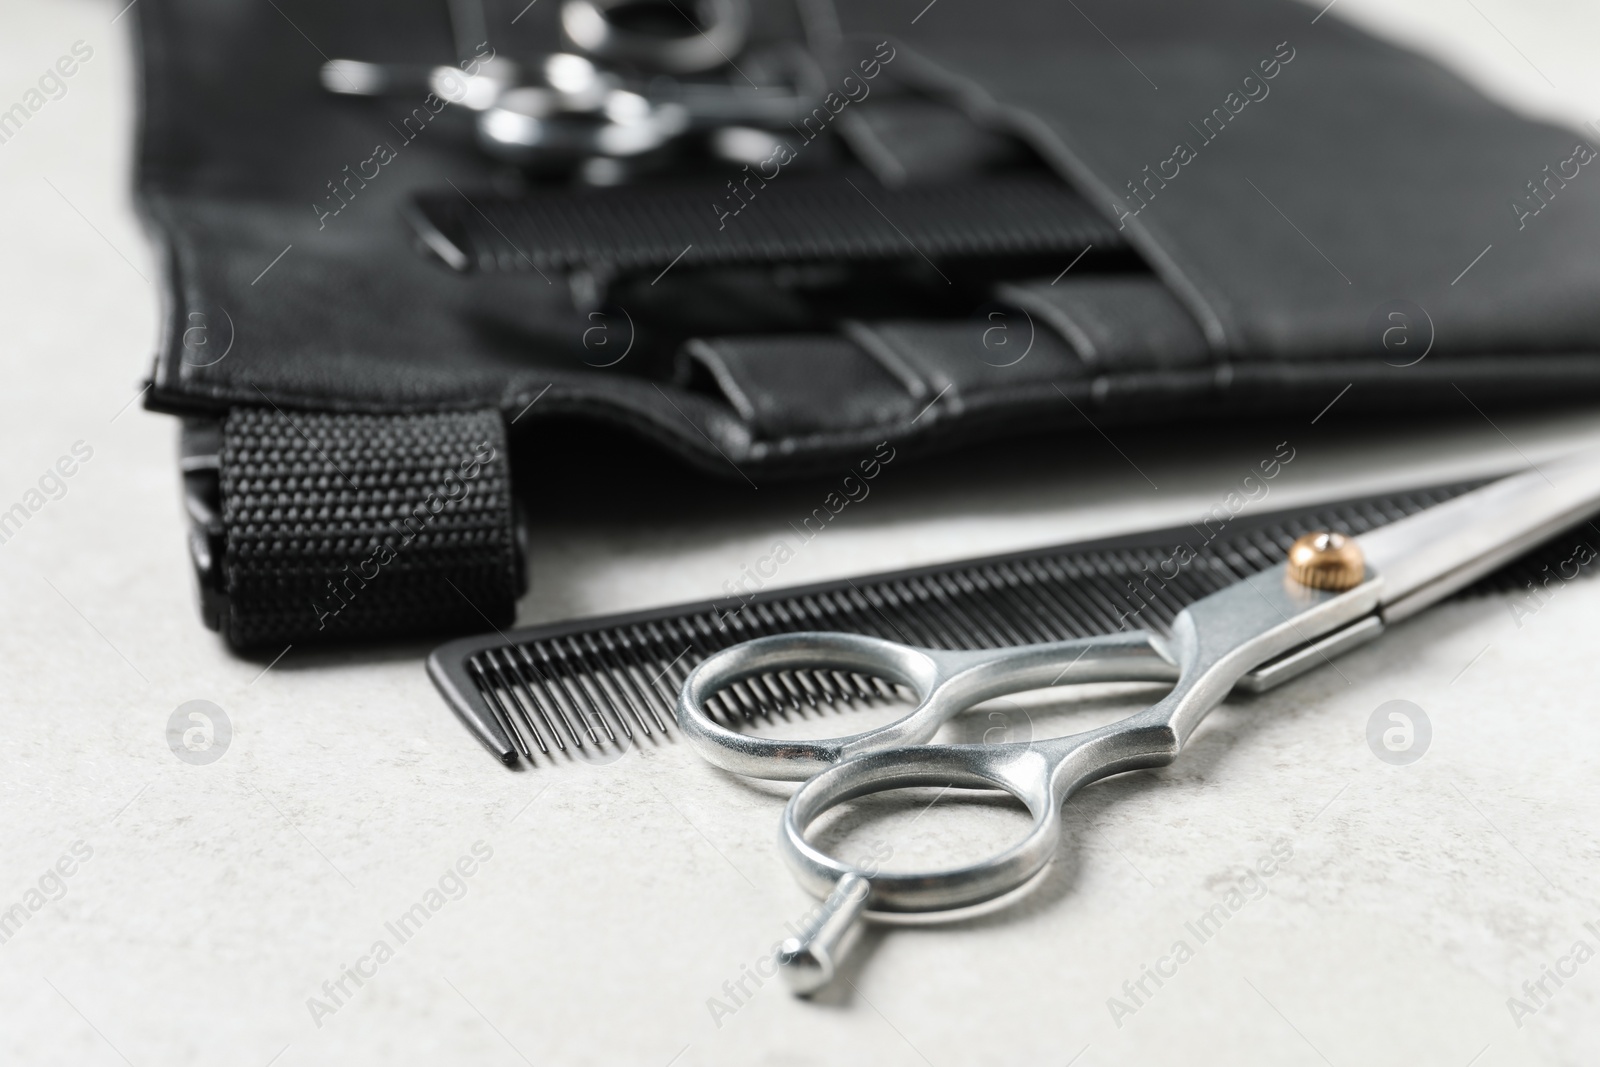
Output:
[427, 478, 1588, 766]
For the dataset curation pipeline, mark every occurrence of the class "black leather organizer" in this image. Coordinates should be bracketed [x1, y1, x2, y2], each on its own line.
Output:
[135, 0, 1600, 650]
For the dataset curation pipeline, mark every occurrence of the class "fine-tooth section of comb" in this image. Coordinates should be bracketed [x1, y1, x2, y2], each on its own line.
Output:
[428, 478, 1598, 767]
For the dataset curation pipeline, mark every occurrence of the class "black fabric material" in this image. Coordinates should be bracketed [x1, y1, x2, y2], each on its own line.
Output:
[217, 407, 517, 649]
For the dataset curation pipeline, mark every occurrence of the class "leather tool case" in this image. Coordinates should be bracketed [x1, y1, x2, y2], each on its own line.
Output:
[134, 0, 1600, 649]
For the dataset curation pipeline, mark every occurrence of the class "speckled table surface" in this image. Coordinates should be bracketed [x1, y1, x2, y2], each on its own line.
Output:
[3, 2, 1600, 1065]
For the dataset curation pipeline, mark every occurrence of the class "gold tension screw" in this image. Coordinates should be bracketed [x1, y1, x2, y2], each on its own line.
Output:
[1286, 531, 1365, 591]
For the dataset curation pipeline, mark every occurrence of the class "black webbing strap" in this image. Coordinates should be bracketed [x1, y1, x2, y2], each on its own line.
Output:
[215, 407, 519, 649]
[410, 173, 1126, 275]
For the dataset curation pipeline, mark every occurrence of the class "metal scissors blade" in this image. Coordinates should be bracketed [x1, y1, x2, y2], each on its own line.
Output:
[1360, 447, 1600, 621]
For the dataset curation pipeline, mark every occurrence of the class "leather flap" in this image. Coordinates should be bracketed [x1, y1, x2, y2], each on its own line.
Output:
[832, 0, 1600, 360]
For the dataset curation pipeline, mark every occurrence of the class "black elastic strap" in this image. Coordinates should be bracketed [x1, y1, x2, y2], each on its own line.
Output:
[215, 407, 519, 649]
[410, 173, 1125, 275]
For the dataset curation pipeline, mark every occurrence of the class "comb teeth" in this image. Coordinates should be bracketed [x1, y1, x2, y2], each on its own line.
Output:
[436, 478, 1593, 767]
[466, 618, 914, 762]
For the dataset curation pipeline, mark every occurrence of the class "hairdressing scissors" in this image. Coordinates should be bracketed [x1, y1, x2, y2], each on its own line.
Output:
[322, 0, 819, 174]
[677, 447, 1600, 994]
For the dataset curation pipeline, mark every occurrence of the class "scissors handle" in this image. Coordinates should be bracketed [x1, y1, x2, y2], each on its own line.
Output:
[767, 715, 1186, 991]
[680, 563, 1384, 994]
[675, 629, 1178, 781]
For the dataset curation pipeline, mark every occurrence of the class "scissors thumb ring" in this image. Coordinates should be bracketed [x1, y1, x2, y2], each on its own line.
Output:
[778, 714, 1184, 910]
[780, 744, 1063, 910]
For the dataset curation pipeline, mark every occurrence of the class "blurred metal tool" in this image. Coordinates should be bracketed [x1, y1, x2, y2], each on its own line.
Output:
[322, 0, 515, 106]
[318, 0, 817, 174]
[321, 56, 521, 110]
[560, 0, 749, 75]
[472, 51, 693, 170]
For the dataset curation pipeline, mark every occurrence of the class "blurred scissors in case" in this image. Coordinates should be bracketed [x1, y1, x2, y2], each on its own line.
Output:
[677, 447, 1600, 994]
[321, 0, 819, 173]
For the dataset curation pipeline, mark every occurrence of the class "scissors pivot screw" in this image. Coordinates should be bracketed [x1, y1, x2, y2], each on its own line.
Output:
[1286, 531, 1365, 591]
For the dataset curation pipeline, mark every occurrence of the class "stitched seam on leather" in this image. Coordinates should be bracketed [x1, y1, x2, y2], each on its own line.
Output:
[661, 357, 1600, 459]
[145, 199, 190, 402]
